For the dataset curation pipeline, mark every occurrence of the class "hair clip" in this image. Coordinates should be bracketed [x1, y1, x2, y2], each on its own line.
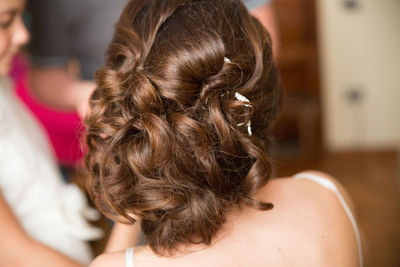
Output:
[234, 92, 252, 136]
[237, 120, 252, 136]
[234, 92, 251, 107]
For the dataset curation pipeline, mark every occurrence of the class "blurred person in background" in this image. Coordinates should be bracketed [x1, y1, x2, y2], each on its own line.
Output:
[0, 0, 103, 265]
[27, 0, 128, 112]
[9, 0, 128, 170]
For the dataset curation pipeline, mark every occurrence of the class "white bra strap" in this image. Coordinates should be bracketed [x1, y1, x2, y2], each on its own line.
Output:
[293, 172, 363, 267]
[125, 247, 135, 267]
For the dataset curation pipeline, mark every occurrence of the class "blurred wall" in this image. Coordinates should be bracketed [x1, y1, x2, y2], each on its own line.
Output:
[318, 0, 400, 151]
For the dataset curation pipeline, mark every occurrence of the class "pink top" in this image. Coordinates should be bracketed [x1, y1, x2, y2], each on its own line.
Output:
[9, 54, 83, 167]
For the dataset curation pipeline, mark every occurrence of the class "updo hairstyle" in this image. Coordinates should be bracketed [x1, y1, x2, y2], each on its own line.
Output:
[85, 0, 281, 255]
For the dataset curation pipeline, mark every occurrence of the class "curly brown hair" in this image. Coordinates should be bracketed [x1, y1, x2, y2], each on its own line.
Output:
[85, 0, 281, 255]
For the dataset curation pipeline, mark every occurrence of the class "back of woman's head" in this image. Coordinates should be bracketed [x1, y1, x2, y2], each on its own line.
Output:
[85, 0, 281, 255]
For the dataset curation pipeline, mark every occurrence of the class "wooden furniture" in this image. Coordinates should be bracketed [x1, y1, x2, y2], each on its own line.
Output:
[271, 0, 322, 164]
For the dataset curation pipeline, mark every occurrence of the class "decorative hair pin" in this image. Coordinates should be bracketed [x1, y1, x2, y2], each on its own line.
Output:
[234, 92, 251, 107]
[222, 56, 252, 136]
[237, 120, 252, 136]
[234, 92, 252, 136]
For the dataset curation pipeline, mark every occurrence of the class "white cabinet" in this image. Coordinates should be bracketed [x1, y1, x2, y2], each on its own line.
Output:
[318, 0, 400, 150]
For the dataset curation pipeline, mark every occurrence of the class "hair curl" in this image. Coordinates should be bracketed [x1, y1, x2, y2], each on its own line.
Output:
[85, 0, 281, 255]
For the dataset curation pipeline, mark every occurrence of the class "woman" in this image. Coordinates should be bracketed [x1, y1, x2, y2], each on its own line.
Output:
[86, 0, 362, 266]
[0, 0, 102, 265]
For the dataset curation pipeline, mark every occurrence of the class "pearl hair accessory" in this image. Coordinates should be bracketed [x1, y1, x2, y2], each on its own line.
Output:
[223, 56, 252, 136]
[234, 92, 253, 136]
[234, 92, 251, 108]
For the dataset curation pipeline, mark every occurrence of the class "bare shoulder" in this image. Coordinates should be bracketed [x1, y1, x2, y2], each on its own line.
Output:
[89, 250, 125, 267]
[252, 170, 360, 266]
[293, 170, 356, 213]
[265, 170, 358, 233]
[261, 170, 355, 214]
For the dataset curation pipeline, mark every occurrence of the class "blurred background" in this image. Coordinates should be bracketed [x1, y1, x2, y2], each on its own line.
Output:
[11, 0, 399, 266]
[271, 0, 400, 266]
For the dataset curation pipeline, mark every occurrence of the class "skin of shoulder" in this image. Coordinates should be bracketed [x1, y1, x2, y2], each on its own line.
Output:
[252, 170, 360, 267]
[89, 251, 125, 267]
[299, 170, 357, 212]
